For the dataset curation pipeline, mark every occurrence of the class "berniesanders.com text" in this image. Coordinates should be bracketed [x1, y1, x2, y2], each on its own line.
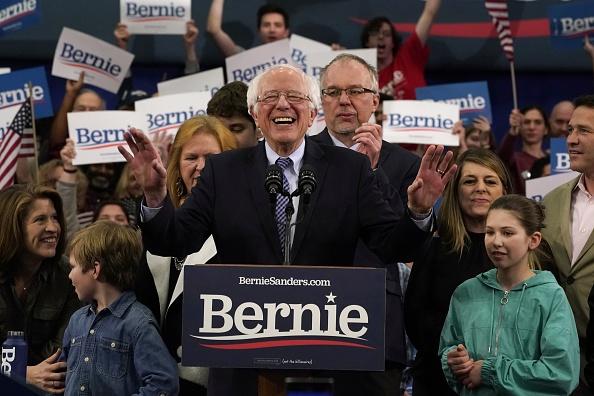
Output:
[238, 276, 331, 287]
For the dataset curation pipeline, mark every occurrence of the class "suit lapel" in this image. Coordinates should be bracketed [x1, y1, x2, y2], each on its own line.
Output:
[559, 182, 574, 265]
[246, 143, 284, 262]
[291, 138, 328, 261]
[315, 129, 334, 145]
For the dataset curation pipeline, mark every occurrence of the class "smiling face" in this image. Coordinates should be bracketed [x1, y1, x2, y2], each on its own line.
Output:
[321, 59, 379, 138]
[567, 106, 594, 178]
[457, 162, 505, 228]
[179, 133, 222, 193]
[258, 12, 289, 43]
[22, 198, 61, 263]
[251, 67, 316, 155]
[485, 209, 541, 272]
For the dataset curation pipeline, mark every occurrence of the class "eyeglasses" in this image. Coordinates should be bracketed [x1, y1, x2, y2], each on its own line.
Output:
[321, 87, 377, 99]
[257, 90, 311, 105]
[368, 30, 392, 39]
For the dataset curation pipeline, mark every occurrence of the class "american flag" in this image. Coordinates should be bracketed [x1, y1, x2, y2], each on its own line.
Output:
[485, 0, 514, 62]
[0, 100, 34, 191]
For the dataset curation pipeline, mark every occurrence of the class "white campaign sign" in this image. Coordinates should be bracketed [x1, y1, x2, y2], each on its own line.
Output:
[290, 34, 331, 74]
[305, 48, 377, 79]
[158, 67, 224, 97]
[120, 0, 190, 35]
[134, 91, 211, 139]
[0, 104, 19, 141]
[68, 111, 142, 165]
[52, 27, 134, 94]
[382, 100, 459, 146]
[225, 39, 293, 83]
[526, 171, 579, 201]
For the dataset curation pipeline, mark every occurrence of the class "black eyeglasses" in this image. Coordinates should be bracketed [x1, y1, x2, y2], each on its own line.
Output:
[321, 87, 377, 99]
[257, 90, 311, 105]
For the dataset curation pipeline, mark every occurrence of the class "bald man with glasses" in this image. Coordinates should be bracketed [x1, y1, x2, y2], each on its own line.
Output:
[312, 54, 422, 393]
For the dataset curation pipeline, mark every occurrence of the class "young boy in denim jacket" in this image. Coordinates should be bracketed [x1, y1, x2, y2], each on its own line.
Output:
[62, 221, 179, 395]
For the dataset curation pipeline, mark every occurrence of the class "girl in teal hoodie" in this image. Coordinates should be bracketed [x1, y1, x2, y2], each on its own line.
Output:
[439, 195, 580, 395]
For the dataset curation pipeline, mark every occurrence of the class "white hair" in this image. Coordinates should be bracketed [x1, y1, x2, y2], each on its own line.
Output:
[246, 64, 320, 115]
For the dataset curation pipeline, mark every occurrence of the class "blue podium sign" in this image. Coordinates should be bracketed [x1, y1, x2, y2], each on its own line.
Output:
[182, 265, 386, 371]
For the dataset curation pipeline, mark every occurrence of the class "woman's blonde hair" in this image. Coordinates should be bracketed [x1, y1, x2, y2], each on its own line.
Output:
[166, 115, 237, 208]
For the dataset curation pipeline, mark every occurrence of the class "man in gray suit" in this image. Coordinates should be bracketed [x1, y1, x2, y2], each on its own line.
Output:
[543, 94, 594, 395]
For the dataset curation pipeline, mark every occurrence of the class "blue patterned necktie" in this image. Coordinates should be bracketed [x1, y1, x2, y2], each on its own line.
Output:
[275, 157, 292, 251]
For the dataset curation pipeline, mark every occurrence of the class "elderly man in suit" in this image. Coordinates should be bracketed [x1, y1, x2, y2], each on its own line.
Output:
[311, 53, 421, 393]
[543, 94, 594, 395]
[119, 64, 456, 396]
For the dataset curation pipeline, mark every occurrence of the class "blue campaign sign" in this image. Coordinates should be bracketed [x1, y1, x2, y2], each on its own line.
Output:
[0, 66, 53, 118]
[415, 81, 492, 126]
[182, 265, 386, 371]
[0, 0, 41, 36]
[550, 137, 571, 174]
[549, 1, 594, 49]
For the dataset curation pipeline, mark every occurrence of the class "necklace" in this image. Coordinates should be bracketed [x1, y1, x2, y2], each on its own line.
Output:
[173, 256, 186, 271]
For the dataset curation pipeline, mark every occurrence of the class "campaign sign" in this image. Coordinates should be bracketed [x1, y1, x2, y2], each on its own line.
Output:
[226, 39, 293, 83]
[549, 1, 594, 49]
[0, 0, 40, 35]
[52, 27, 134, 94]
[134, 91, 211, 139]
[305, 48, 377, 80]
[526, 171, 579, 201]
[158, 67, 224, 97]
[382, 100, 459, 146]
[68, 111, 142, 165]
[182, 265, 386, 371]
[550, 137, 571, 174]
[415, 81, 492, 126]
[120, 0, 190, 35]
[0, 103, 19, 141]
[0, 66, 53, 118]
[290, 34, 331, 74]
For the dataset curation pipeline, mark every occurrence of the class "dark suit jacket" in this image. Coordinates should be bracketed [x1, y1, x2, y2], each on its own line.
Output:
[311, 129, 421, 364]
[141, 138, 429, 395]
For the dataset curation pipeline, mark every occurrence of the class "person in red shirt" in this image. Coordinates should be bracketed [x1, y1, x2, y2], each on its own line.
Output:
[361, 0, 441, 100]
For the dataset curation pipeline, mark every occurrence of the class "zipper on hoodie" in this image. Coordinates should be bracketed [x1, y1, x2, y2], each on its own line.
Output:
[493, 290, 510, 356]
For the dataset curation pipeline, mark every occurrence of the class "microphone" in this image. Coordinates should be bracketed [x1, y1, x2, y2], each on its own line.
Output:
[264, 164, 283, 202]
[298, 165, 317, 205]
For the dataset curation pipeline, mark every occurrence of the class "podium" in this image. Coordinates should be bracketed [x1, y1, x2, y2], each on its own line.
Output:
[181, 264, 386, 395]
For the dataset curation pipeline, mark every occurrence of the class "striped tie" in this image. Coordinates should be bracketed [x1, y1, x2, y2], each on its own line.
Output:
[275, 157, 292, 251]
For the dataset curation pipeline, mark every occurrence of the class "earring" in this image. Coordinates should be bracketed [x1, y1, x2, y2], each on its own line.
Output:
[175, 177, 186, 198]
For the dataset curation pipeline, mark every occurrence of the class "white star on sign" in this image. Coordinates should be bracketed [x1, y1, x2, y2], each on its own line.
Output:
[325, 292, 337, 303]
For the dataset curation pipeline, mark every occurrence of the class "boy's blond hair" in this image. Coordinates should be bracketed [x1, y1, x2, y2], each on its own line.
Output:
[68, 221, 142, 291]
